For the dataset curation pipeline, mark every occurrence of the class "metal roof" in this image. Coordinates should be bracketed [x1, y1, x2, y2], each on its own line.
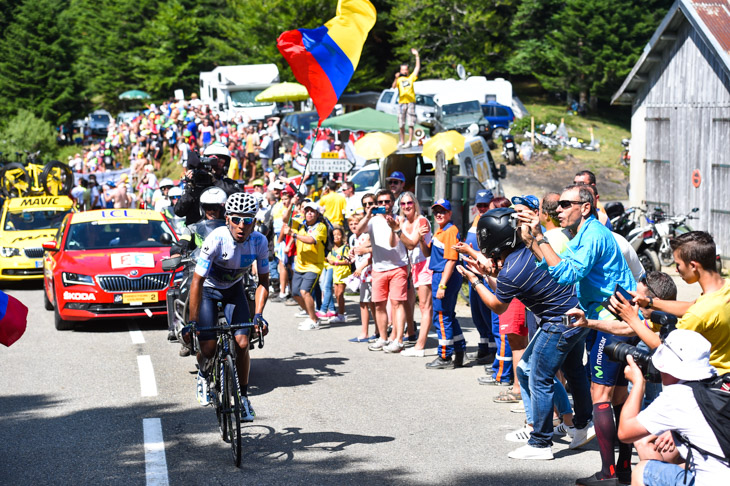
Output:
[612, 0, 730, 105]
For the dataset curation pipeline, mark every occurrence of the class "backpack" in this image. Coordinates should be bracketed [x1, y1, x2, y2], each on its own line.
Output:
[319, 215, 335, 255]
[673, 373, 730, 485]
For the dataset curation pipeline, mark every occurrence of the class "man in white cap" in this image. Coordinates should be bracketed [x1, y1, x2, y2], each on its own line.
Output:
[618, 329, 728, 485]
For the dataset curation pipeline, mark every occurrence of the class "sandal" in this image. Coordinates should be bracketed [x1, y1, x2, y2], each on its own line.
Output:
[493, 392, 521, 403]
[498, 386, 515, 396]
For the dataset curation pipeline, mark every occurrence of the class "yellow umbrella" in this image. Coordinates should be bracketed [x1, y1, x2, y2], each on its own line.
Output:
[353, 132, 399, 160]
[422, 131, 466, 161]
[254, 82, 309, 102]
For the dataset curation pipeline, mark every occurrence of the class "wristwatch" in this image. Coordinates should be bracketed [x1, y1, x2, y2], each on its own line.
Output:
[647, 296, 654, 309]
[292, 233, 297, 240]
[537, 236, 550, 246]
[394, 229, 402, 236]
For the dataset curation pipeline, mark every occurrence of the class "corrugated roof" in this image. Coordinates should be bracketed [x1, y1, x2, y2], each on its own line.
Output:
[612, 0, 730, 104]
[692, 1, 730, 55]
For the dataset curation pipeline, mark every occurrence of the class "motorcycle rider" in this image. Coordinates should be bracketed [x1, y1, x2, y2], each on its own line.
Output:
[174, 142, 243, 225]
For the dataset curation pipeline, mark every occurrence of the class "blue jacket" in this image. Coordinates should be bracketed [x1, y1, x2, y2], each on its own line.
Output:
[537, 216, 636, 319]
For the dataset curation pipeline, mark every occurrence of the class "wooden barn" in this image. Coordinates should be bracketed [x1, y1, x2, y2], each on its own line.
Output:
[612, 0, 730, 263]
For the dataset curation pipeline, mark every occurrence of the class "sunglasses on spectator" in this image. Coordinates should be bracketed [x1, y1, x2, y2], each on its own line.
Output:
[433, 208, 448, 215]
[389, 180, 403, 185]
[363, 201, 375, 207]
[558, 200, 584, 209]
[229, 216, 254, 226]
[639, 276, 659, 300]
[377, 199, 391, 205]
[401, 201, 414, 207]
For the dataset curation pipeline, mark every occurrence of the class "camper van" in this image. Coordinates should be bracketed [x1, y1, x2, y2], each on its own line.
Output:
[199, 64, 280, 121]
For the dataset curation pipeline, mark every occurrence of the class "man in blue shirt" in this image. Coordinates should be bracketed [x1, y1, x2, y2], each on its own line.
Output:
[518, 184, 637, 486]
[458, 207, 593, 461]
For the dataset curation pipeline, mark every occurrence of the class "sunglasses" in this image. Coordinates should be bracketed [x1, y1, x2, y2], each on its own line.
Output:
[389, 180, 403, 185]
[229, 216, 254, 226]
[401, 201, 414, 207]
[377, 200, 391, 205]
[363, 201, 375, 207]
[433, 208, 448, 215]
[640, 276, 659, 300]
[558, 200, 584, 209]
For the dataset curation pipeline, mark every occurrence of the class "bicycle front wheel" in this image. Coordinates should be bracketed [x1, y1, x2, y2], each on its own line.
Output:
[223, 354, 242, 467]
[0, 163, 30, 197]
[42, 160, 74, 196]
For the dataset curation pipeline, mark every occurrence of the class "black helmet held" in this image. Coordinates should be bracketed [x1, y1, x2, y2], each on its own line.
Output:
[477, 208, 519, 258]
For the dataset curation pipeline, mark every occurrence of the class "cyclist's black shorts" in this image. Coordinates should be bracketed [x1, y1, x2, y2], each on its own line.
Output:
[198, 280, 251, 342]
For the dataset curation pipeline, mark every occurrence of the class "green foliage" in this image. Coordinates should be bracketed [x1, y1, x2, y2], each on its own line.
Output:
[0, 109, 58, 156]
[0, 0, 673, 124]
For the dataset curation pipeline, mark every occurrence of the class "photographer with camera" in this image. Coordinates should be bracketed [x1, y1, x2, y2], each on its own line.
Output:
[518, 184, 638, 485]
[456, 207, 593, 460]
[618, 329, 728, 485]
[610, 231, 730, 376]
[174, 142, 243, 225]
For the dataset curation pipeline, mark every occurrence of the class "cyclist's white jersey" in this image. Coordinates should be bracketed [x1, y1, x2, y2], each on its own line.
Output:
[195, 226, 269, 289]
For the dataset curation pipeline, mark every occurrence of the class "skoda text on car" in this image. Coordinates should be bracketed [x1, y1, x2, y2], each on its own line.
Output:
[43, 208, 178, 330]
[0, 195, 75, 281]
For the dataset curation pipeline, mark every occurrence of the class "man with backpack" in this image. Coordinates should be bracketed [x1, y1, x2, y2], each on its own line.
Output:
[618, 329, 729, 485]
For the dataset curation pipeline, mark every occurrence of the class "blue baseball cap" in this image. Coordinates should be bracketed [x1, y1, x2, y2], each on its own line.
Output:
[475, 189, 494, 205]
[511, 195, 540, 211]
[386, 171, 406, 182]
[431, 199, 452, 211]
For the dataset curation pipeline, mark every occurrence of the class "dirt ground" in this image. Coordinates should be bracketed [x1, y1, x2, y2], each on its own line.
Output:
[497, 150, 630, 203]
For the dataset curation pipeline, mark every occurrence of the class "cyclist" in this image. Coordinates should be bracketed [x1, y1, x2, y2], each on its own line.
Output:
[187, 192, 270, 421]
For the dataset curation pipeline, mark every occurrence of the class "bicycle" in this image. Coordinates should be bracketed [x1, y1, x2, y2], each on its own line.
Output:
[0, 151, 74, 198]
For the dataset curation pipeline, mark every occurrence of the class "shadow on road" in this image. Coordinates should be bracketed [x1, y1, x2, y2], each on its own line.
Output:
[249, 351, 348, 396]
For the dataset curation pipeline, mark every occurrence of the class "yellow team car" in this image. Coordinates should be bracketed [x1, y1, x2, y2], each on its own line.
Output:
[0, 195, 75, 280]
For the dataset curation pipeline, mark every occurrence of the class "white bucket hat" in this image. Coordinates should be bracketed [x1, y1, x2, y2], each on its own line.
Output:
[652, 329, 717, 381]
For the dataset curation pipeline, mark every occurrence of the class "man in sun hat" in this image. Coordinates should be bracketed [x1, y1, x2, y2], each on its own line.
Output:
[618, 329, 727, 485]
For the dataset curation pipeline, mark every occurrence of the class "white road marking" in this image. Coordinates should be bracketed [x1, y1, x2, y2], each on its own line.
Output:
[137, 355, 158, 397]
[143, 418, 169, 486]
[129, 324, 145, 344]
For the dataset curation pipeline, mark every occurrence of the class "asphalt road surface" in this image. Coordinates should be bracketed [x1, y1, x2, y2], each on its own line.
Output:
[0, 276, 701, 486]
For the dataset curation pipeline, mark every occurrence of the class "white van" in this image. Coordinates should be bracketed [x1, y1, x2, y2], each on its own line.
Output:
[199, 64, 280, 121]
[375, 89, 436, 127]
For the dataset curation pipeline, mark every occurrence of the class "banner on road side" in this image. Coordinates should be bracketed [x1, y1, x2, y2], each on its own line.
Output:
[307, 158, 354, 173]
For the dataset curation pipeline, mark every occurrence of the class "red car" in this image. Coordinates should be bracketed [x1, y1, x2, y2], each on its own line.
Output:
[42, 209, 178, 330]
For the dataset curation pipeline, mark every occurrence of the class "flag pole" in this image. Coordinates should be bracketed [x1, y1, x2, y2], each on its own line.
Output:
[286, 123, 321, 228]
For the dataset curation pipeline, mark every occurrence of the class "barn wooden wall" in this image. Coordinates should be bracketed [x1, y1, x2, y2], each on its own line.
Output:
[636, 20, 730, 259]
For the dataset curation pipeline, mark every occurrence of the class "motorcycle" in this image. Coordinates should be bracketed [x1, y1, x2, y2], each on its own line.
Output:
[605, 202, 661, 273]
[501, 131, 519, 164]
[650, 207, 723, 272]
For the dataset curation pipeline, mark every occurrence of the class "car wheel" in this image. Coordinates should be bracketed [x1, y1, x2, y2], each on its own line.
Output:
[491, 127, 504, 141]
[54, 298, 74, 331]
[43, 281, 54, 311]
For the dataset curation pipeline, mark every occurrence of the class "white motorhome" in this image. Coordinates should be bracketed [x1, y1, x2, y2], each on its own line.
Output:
[414, 77, 513, 108]
[199, 64, 280, 121]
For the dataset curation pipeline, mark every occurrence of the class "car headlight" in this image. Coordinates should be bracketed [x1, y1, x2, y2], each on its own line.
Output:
[0, 247, 20, 257]
[62, 272, 95, 286]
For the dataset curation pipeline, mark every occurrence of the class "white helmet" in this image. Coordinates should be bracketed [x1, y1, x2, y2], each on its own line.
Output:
[200, 186, 227, 206]
[225, 192, 258, 215]
[159, 178, 174, 188]
[168, 186, 183, 197]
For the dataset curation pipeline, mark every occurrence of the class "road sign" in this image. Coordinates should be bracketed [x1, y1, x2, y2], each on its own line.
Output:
[308, 158, 354, 173]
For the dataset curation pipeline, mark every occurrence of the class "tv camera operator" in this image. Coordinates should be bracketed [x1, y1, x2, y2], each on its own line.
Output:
[174, 142, 243, 225]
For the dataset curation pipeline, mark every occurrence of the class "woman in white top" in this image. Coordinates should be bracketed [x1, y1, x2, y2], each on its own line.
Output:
[391, 191, 433, 357]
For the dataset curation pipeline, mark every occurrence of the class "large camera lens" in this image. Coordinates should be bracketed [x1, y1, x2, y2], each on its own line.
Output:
[605, 340, 661, 383]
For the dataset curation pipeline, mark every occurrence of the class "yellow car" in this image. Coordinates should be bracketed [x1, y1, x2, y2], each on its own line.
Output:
[0, 195, 75, 281]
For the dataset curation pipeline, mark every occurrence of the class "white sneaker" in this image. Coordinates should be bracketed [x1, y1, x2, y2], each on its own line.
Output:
[505, 426, 532, 443]
[241, 396, 255, 422]
[569, 422, 596, 449]
[383, 341, 404, 353]
[554, 422, 576, 438]
[329, 314, 346, 324]
[508, 444, 554, 460]
[196, 372, 210, 406]
[409, 141, 418, 148]
[298, 318, 320, 331]
[295, 309, 308, 317]
[401, 347, 425, 357]
[368, 339, 388, 351]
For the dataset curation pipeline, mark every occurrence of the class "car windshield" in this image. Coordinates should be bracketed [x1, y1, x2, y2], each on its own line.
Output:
[416, 94, 436, 107]
[3, 209, 70, 231]
[442, 101, 481, 116]
[297, 113, 319, 132]
[230, 90, 270, 107]
[350, 169, 379, 191]
[91, 114, 110, 122]
[65, 220, 175, 250]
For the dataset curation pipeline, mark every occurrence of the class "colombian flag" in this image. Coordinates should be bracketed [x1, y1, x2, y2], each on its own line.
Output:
[0, 290, 28, 347]
[277, 0, 377, 125]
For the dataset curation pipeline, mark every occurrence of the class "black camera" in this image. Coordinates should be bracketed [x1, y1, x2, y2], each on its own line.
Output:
[605, 340, 662, 383]
[650, 311, 678, 341]
[186, 151, 218, 186]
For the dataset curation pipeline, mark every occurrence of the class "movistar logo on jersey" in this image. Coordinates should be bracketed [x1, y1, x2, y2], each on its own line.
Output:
[594, 366, 604, 379]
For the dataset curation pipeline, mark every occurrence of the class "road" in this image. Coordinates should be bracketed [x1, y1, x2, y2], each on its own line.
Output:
[0, 276, 701, 486]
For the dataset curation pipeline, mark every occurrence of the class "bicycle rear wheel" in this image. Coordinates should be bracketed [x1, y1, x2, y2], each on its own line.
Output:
[223, 354, 242, 467]
[0, 163, 30, 197]
[42, 160, 74, 196]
